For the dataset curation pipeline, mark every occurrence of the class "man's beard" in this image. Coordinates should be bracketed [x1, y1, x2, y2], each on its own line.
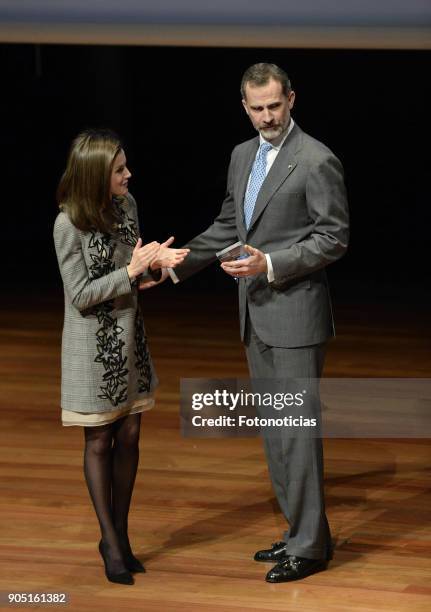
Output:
[259, 123, 285, 141]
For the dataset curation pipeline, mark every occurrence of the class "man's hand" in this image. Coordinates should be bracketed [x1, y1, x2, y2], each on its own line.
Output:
[150, 236, 190, 270]
[139, 267, 170, 290]
[220, 244, 267, 277]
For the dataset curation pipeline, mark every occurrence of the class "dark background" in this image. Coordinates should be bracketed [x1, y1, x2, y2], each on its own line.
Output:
[1, 44, 430, 304]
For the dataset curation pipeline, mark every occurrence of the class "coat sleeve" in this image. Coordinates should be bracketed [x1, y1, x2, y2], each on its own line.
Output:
[270, 152, 349, 282]
[53, 212, 132, 312]
[174, 151, 239, 282]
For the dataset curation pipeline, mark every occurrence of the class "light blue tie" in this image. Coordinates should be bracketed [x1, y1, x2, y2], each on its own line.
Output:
[244, 142, 272, 229]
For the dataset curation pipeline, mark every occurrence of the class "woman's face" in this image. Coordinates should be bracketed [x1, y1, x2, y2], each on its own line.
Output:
[110, 149, 131, 197]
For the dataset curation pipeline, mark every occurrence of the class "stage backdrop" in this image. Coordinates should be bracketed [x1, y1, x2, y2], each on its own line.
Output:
[0, 0, 430, 48]
[1, 44, 429, 301]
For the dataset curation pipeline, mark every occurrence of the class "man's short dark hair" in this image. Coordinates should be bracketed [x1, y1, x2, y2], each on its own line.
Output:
[241, 63, 292, 99]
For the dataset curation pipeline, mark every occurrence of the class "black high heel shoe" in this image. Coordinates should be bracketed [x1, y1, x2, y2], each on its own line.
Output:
[98, 540, 134, 585]
[124, 553, 145, 574]
[118, 539, 146, 573]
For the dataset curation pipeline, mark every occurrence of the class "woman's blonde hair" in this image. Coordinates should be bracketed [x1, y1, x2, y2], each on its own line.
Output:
[57, 129, 123, 233]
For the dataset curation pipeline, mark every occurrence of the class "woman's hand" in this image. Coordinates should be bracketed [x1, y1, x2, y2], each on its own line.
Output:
[127, 238, 160, 280]
[150, 236, 190, 270]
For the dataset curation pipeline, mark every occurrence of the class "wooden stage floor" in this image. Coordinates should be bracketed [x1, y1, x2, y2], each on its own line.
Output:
[0, 288, 430, 611]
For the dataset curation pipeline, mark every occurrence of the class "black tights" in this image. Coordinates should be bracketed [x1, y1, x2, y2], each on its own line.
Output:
[83, 413, 141, 574]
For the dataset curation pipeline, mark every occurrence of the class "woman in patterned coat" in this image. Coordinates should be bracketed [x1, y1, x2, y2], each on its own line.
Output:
[53, 129, 188, 585]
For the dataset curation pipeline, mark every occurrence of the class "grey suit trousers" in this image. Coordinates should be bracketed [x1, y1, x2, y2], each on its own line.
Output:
[244, 315, 331, 560]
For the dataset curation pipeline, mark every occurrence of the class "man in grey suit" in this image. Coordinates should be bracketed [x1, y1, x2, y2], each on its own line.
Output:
[168, 63, 349, 582]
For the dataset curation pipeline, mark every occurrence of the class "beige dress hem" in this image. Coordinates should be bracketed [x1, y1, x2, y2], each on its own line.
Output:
[62, 396, 154, 427]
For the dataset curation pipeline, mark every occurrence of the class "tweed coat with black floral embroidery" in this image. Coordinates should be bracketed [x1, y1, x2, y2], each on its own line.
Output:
[53, 193, 158, 413]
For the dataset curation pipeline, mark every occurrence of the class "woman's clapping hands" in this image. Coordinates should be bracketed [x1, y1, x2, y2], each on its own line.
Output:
[127, 238, 161, 280]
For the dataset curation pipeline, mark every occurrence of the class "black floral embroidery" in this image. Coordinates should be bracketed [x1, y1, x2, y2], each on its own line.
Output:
[95, 314, 129, 406]
[89, 232, 114, 261]
[87, 199, 153, 406]
[115, 197, 139, 246]
[134, 305, 152, 393]
[88, 229, 129, 407]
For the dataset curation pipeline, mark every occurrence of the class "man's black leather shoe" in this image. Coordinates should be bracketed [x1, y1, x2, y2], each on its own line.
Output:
[265, 555, 327, 582]
[254, 541, 288, 562]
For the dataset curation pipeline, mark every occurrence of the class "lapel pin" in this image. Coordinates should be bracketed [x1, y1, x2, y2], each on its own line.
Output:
[288, 164, 293, 169]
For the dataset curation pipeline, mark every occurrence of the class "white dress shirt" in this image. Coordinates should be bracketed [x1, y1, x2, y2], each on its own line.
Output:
[254, 119, 295, 283]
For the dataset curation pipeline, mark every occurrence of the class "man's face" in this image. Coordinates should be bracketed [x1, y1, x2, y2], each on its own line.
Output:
[242, 78, 295, 142]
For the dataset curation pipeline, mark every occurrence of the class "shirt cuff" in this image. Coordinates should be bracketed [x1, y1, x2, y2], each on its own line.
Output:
[266, 254, 275, 283]
[168, 267, 180, 284]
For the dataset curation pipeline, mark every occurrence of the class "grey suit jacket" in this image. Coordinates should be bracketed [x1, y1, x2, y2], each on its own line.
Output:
[176, 123, 349, 348]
